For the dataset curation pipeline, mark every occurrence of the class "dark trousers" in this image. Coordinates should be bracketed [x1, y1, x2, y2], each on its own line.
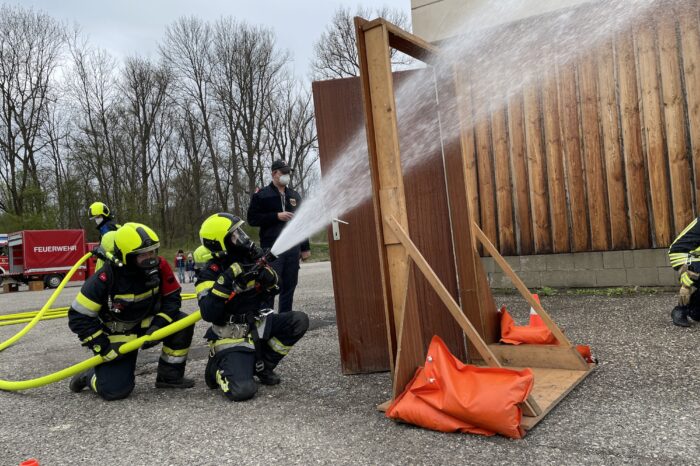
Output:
[89, 311, 195, 401]
[268, 245, 301, 313]
[681, 287, 700, 320]
[205, 311, 309, 401]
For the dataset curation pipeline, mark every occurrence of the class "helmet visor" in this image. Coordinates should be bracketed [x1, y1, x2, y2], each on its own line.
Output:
[229, 226, 251, 248]
[130, 243, 160, 269]
[132, 243, 160, 256]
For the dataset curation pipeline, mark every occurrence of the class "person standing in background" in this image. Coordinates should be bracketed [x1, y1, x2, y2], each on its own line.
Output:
[186, 252, 195, 283]
[174, 249, 186, 283]
[247, 159, 310, 313]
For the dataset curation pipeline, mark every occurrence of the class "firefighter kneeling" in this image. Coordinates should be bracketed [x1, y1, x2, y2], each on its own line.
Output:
[669, 217, 700, 327]
[196, 213, 309, 401]
[68, 222, 195, 400]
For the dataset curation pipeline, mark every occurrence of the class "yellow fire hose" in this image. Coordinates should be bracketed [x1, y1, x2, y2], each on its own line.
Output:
[0, 310, 201, 391]
[0, 313, 69, 327]
[0, 294, 199, 327]
[0, 307, 68, 319]
[0, 253, 91, 352]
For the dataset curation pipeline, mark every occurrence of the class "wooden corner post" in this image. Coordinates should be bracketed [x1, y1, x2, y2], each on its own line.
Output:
[355, 19, 424, 396]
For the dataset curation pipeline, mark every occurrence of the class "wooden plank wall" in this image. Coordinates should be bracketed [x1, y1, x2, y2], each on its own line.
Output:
[461, 1, 700, 255]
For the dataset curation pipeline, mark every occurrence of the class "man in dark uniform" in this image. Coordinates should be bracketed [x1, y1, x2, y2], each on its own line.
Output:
[68, 222, 195, 400]
[196, 213, 309, 401]
[247, 159, 311, 313]
[668, 217, 700, 326]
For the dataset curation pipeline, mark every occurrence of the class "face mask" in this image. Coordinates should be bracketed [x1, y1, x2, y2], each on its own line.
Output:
[93, 217, 104, 226]
[279, 174, 290, 186]
[143, 265, 161, 288]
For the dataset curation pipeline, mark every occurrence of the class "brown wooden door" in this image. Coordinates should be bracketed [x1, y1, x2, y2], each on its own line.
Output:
[313, 77, 390, 374]
[312, 71, 468, 375]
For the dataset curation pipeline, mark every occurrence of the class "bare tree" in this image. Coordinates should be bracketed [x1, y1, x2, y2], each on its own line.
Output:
[66, 44, 123, 214]
[120, 56, 171, 210]
[310, 5, 412, 80]
[160, 17, 230, 210]
[0, 5, 66, 216]
[267, 80, 317, 196]
[212, 19, 290, 205]
[0, 5, 326, 246]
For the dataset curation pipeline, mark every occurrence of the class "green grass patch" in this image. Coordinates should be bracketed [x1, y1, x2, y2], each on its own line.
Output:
[565, 286, 662, 296]
[534, 286, 557, 296]
[492, 286, 672, 296]
[306, 242, 329, 263]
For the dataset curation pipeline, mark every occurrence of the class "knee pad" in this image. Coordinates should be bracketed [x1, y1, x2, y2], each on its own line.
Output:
[293, 312, 310, 336]
[220, 375, 257, 402]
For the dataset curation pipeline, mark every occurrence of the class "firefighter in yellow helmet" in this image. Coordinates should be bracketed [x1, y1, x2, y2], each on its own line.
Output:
[668, 216, 700, 326]
[195, 213, 309, 401]
[88, 201, 121, 270]
[68, 223, 195, 400]
[193, 244, 213, 274]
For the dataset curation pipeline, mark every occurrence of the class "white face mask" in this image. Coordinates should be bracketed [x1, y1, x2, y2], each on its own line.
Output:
[279, 174, 290, 186]
[93, 217, 104, 226]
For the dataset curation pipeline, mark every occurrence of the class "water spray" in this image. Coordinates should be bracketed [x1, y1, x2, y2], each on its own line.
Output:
[272, 0, 657, 258]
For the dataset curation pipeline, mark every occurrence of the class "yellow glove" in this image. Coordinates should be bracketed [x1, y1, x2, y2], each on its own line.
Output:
[678, 285, 696, 306]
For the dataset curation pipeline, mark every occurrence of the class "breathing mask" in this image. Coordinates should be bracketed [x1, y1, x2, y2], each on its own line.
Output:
[225, 226, 263, 259]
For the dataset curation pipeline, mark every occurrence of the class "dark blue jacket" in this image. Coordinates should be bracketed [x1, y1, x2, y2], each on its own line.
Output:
[247, 182, 310, 251]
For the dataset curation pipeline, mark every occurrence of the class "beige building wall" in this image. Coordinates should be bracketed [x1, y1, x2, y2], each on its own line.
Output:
[412, 0, 593, 42]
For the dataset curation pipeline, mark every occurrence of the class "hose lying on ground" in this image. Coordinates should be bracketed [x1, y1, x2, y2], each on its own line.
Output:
[0, 294, 198, 327]
[0, 310, 202, 391]
[0, 253, 91, 352]
[0, 307, 69, 320]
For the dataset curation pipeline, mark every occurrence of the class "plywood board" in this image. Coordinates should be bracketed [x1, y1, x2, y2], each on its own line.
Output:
[520, 366, 594, 430]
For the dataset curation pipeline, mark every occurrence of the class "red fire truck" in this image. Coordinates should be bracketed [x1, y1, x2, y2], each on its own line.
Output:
[2, 230, 91, 289]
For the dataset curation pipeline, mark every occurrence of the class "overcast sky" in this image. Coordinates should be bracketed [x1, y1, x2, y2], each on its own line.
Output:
[16, 0, 411, 78]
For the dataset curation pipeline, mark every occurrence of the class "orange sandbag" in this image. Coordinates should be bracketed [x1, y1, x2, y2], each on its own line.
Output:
[576, 344, 595, 363]
[386, 336, 534, 439]
[500, 306, 558, 345]
[500, 307, 597, 363]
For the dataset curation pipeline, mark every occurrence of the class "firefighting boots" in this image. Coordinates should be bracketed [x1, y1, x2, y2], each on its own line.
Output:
[256, 367, 281, 385]
[155, 376, 195, 389]
[69, 369, 92, 393]
[672, 306, 691, 327]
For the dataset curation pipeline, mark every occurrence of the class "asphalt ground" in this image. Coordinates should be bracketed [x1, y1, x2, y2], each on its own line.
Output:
[0, 262, 698, 465]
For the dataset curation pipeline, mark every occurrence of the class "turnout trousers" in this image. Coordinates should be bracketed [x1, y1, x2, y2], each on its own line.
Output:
[86, 311, 194, 401]
[267, 245, 301, 313]
[205, 310, 309, 401]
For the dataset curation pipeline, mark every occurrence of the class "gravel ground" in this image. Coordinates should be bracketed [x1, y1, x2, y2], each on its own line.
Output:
[0, 262, 698, 465]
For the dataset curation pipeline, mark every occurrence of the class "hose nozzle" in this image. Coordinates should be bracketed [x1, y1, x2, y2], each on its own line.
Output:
[91, 246, 123, 267]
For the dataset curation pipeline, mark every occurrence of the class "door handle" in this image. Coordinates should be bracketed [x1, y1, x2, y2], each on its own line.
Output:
[331, 218, 349, 241]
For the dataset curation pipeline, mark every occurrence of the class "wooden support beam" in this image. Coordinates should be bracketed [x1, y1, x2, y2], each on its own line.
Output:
[383, 215, 541, 416]
[359, 17, 441, 64]
[489, 344, 590, 370]
[384, 215, 502, 367]
[473, 223, 590, 372]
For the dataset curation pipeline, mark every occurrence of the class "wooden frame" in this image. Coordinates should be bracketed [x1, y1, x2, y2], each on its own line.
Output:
[355, 17, 594, 431]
